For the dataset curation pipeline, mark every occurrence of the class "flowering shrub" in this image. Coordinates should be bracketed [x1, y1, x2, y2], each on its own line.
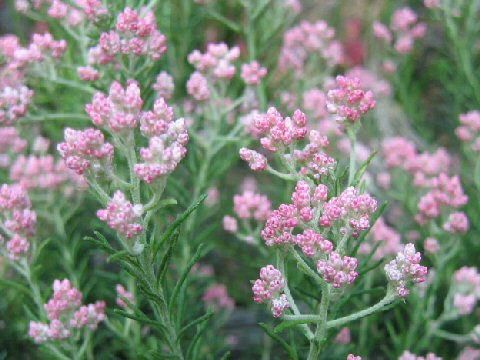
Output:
[0, 0, 479, 359]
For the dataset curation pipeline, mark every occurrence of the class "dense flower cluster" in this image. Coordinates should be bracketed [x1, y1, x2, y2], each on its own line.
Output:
[188, 43, 240, 79]
[135, 98, 188, 184]
[451, 267, 480, 315]
[0, 127, 27, 167]
[9, 155, 85, 191]
[90, 7, 167, 66]
[186, 72, 210, 101]
[326, 75, 376, 125]
[241, 61, 267, 85]
[153, 71, 175, 99]
[0, 183, 36, 260]
[86, 81, 143, 133]
[279, 20, 344, 74]
[97, 191, 144, 239]
[252, 265, 290, 317]
[317, 251, 359, 288]
[202, 284, 235, 311]
[373, 7, 426, 55]
[57, 128, 114, 175]
[456, 110, 480, 151]
[233, 190, 271, 221]
[0, 85, 33, 125]
[29, 279, 105, 343]
[384, 244, 428, 297]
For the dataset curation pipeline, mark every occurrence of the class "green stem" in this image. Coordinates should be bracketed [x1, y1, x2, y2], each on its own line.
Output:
[347, 128, 357, 186]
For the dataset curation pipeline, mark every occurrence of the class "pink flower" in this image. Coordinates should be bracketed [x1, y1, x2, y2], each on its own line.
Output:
[202, 284, 235, 310]
[153, 71, 174, 99]
[452, 267, 480, 315]
[424, 237, 439, 254]
[384, 244, 428, 297]
[186, 72, 210, 101]
[77, 66, 99, 81]
[399, 351, 442, 360]
[58, 127, 114, 175]
[97, 191, 144, 238]
[188, 43, 240, 79]
[223, 215, 238, 233]
[252, 265, 290, 317]
[86, 80, 143, 132]
[317, 252, 358, 288]
[29, 279, 105, 343]
[347, 355, 362, 360]
[372, 21, 392, 43]
[443, 211, 469, 233]
[0, 85, 34, 125]
[241, 61, 267, 85]
[326, 75, 375, 125]
[233, 191, 271, 221]
[116, 284, 135, 308]
[239, 148, 267, 171]
[335, 327, 351, 344]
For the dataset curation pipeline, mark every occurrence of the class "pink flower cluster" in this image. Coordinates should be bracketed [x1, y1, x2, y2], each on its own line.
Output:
[399, 351, 442, 360]
[116, 284, 135, 308]
[317, 251, 359, 288]
[241, 61, 267, 86]
[320, 187, 378, 236]
[326, 75, 376, 125]
[239, 148, 267, 171]
[373, 7, 426, 54]
[0, 127, 27, 168]
[452, 267, 480, 315]
[202, 284, 235, 311]
[0, 85, 33, 125]
[456, 111, 480, 151]
[382, 137, 451, 187]
[233, 190, 271, 221]
[134, 98, 188, 183]
[12, 32, 67, 68]
[359, 217, 401, 259]
[186, 72, 210, 101]
[29, 279, 105, 343]
[97, 191, 144, 239]
[303, 88, 329, 121]
[384, 244, 428, 297]
[0, 183, 36, 260]
[346, 66, 391, 97]
[93, 7, 167, 64]
[86, 81, 143, 132]
[188, 43, 240, 79]
[153, 71, 175, 99]
[9, 155, 85, 191]
[347, 355, 362, 360]
[57, 127, 114, 175]
[279, 20, 344, 74]
[416, 174, 468, 229]
[252, 265, 290, 317]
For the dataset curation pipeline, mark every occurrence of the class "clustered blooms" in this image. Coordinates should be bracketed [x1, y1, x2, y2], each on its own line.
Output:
[97, 191, 144, 239]
[188, 43, 240, 79]
[0, 127, 27, 167]
[456, 110, 480, 152]
[326, 75, 376, 125]
[317, 252, 358, 288]
[334, 327, 351, 344]
[359, 217, 401, 259]
[399, 351, 443, 360]
[186, 72, 210, 101]
[241, 61, 267, 86]
[116, 284, 135, 309]
[233, 191, 271, 221]
[373, 7, 426, 55]
[346, 66, 391, 97]
[86, 81, 143, 133]
[0, 183, 36, 260]
[9, 155, 85, 191]
[384, 244, 428, 297]
[202, 284, 235, 311]
[0, 85, 34, 125]
[29, 279, 105, 343]
[153, 71, 175, 100]
[279, 20, 344, 74]
[57, 128, 114, 175]
[252, 265, 290, 317]
[451, 267, 480, 315]
[347, 355, 362, 360]
[90, 7, 167, 67]
[134, 98, 188, 184]
[381, 137, 468, 230]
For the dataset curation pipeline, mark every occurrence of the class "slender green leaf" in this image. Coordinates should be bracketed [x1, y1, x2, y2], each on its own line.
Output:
[177, 309, 214, 342]
[258, 323, 298, 360]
